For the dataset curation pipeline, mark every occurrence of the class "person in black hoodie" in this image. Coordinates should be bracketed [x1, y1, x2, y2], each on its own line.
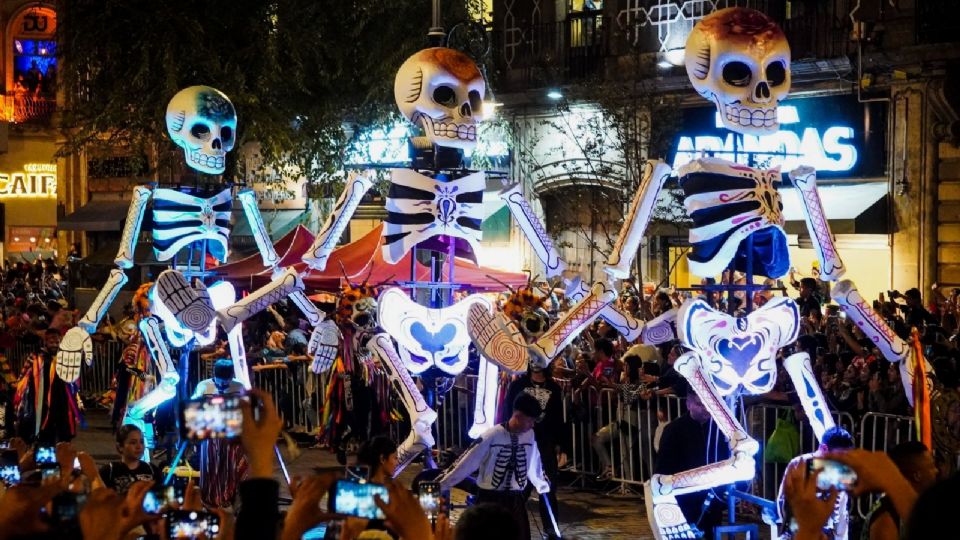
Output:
[501, 363, 565, 539]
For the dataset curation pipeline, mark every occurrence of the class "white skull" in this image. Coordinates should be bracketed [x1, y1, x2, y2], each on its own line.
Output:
[685, 8, 791, 135]
[165, 86, 237, 174]
[394, 48, 485, 150]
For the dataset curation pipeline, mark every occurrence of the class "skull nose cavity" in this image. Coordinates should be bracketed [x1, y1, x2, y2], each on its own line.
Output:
[212, 138, 222, 150]
[460, 102, 472, 118]
[754, 81, 771, 103]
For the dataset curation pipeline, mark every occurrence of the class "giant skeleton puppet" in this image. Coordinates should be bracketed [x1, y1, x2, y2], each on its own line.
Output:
[621, 8, 936, 539]
[54, 86, 330, 449]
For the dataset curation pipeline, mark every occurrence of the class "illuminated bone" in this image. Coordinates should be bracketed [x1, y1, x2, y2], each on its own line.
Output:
[153, 270, 216, 335]
[529, 281, 617, 367]
[784, 352, 836, 441]
[56, 326, 94, 383]
[114, 186, 152, 269]
[641, 308, 678, 345]
[368, 333, 437, 474]
[566, 278, 646, 342]
[308, 320, 341, 374]
[217, 267, 304, 333]
[238, 188, 279, 268]
[467, 303, 528, 373]
[499, 183, 565, 277]
[898, 348, 936, 409]
[377, 287, 490, 376]
[605, 160, 671, 279]
[469, 358, 500, 439]
[303, 172, 374, 270]
[204, 280, 251, 389]
[832, 279, 908, 363]
[124, 317, 180, 446]
[646, 352, 759, 539]
[289, 290, 325, 327]
[678, 297, 799, 397]
[79, 269, 128, 334]
[790, 166, 845, 281]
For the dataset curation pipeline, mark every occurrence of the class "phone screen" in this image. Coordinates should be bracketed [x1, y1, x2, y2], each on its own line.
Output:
[51, 492, 87, 523]
[809, 458, 858, 491]
[418, 481, 441, 519]
[143, 486, 175, 514]
[35, 446, 56, 464]
[0, 465, 20, 486]
[331, 479, 389, 520]
[180, 395, 244, 440]
[165, 510, 221, 539]
[301, 523, 328, 540]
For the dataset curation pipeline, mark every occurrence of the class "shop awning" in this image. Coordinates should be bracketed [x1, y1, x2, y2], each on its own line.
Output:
[59, 201, 131, 231]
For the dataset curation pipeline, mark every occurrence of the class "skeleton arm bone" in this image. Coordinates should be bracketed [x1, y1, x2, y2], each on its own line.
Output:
[499, 183, 566, 277]
[529, 281, 617, 367]
[468, 357, 500, 439]
[605, 160, 671, 279]
[303, 172, 374, 270]
[832, 280, 908, 363]
[124, 317, 180, 423]
[790, 166, 846, 281]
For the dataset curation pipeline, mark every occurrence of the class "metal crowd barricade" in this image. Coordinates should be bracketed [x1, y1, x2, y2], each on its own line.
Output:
[77, 340, 125, 398]
[746, 404, 856, 502]
[5, 342, 40, 374]
[251, 360, 328, 433]
[435, 374, 478, 460]
[606, 391, 687, 491]
[856, 412, 917, 518]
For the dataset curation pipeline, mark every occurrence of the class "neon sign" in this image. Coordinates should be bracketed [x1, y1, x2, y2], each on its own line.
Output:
[669, 96, 885, 179]
[0, 163, 57, 198]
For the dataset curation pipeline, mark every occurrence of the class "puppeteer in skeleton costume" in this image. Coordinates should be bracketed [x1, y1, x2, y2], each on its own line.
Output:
[53, 86, 330, 452]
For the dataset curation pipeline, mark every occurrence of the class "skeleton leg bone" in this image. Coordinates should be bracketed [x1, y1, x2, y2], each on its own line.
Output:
[784, 352, 836, 441]
[368, 333, 437, 475]
[114, 186, 152, 269]
[605, 160, 671, 279]
[468, 357, 500, 439]
[790, 167, 845, 281]
[530, 281, 617, 366]
[217, 267, 304, 333]
[124, 317, 180, 449]
[645, 352, 759, 540]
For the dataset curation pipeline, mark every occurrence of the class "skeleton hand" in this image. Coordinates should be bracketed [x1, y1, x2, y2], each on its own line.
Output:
[56, 326, 93, 383]
[467, 303, 528, 373]
[307, 319, 341, 374]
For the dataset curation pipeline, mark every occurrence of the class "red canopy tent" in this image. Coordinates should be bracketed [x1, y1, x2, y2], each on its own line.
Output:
[214, 224, 316, 281]
[221, 224, 528, 292]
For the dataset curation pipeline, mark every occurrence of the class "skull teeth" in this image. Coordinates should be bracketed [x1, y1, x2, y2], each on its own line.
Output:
[414, 113, 477, 142]
[724, 105, 777, 129]
[189, 150, 225, 171]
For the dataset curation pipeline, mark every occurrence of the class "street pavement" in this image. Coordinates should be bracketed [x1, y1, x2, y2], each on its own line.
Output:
[73, 408, 654, 539]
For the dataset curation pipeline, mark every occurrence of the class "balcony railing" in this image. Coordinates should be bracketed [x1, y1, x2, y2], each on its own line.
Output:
[1, 93, 56, 124]
[493, 1, 854, 91]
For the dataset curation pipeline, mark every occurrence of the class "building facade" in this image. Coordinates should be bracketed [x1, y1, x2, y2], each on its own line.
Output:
[486, 0, 960, 301]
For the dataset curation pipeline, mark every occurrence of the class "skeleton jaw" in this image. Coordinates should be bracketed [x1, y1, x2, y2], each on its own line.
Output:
[716, 97, 779, 134]
[413, 112, 477, 149]
[187, 148, 226, 174]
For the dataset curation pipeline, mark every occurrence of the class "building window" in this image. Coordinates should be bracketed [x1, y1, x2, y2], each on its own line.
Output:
[6, 6, 58, 123]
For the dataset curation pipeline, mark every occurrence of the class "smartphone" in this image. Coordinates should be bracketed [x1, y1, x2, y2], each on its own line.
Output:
[165, 510, 221, 539]
[808, 458, 858, 491]
[143, 485, 176, 514]
[180, 394, 245, 440]
[329, 479, 389, 520]
[171, 475, 190, 504]
[40, 463, 60, 481]
[0, 464, 20, 486]
[50, 492, 87, 524]
[301, 523, 328, 540]
[418, 481, 441, 520]
[345, 465, 369, 482]
[35, 446, 56, 464]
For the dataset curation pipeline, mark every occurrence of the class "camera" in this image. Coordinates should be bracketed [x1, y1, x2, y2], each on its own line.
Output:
[329, 479, 389, 520]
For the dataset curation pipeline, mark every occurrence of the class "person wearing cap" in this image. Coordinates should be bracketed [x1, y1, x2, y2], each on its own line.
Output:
[501, 363, 565, 538]
[899, 288, 938, 331]
[438, 393, 551, 540]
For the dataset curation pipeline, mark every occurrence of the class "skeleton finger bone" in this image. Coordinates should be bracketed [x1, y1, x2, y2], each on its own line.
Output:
[303, 172, 374, 270]
[467, 303, 528, 373]
[605, 160, 671, 279]
[499, 183, 566, 277]
[238, 188, 280, 268]
[217, 267, 304, 333]
[79, 269, 128, 333]
[530, 281, 616, 367]
[789, 166, 845, 281]
[115, 186, 152, 269]
[832, 279, 907, 362]
[783, 352, 836, 441]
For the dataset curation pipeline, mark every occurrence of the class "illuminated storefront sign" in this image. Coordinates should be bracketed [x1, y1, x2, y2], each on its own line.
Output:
[669, 95, 886, 179]
[0, 163, 57, 198]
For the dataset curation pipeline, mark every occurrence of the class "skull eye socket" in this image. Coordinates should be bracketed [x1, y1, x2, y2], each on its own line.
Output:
[220, 126, 233, 142]
[432, 85, 457, 107]
[190, 123, 211, 139]
[468, 90, 483, 113]
[722, 61, 752, 87]
[766, 61, 787, 87]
